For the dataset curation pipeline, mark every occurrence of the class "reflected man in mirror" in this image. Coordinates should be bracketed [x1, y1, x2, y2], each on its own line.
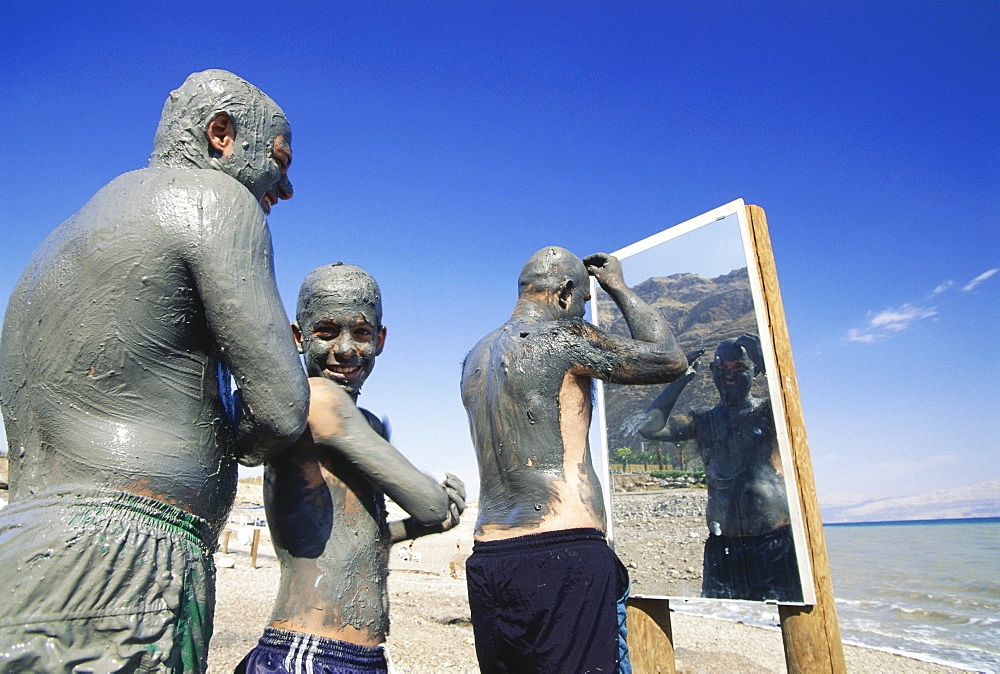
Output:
[238, 264, 465, 673]
[462, 247, 687, 672]
[639, 334, 803, 601]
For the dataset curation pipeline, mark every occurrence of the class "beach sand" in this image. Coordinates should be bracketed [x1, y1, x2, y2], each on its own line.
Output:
[208, 483, 960, 673]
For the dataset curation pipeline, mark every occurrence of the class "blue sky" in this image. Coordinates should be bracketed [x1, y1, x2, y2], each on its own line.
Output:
[1, 2, 997, 506]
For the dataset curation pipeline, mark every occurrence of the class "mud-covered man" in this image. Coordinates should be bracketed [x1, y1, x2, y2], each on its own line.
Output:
[238, 264, 465, 673]
[461, 247, 687, 672]
[0, 70, 309, 671]
[639, 334, 803, 601]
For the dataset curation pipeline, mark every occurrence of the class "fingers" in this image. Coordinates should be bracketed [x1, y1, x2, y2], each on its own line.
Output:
[442, 473, 467, 515]
[582, 252, 609, 269]
[444, 473, 467, 500]
[584, 253, 623, 283]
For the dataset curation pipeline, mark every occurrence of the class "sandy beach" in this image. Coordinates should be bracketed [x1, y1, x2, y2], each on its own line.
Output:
[207, 483, 961, 673]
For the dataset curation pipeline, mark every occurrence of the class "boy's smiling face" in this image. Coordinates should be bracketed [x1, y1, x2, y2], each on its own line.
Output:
[295, 308, 385, 398]
[293, 264, 385, 399]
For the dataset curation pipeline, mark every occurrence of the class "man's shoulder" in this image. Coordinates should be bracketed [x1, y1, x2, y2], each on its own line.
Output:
[693, 405, 720, 420]
[506, 316, 589, 342]
[148, 166, 254, 198]
[107, 167, 256, 210]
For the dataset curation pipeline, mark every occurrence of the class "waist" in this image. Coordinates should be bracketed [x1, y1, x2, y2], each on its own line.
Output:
[9, 449, 237, 532]
[473, 527, 607, 553]
[709, 523, 793, 542]
[2, 488, 216, 552]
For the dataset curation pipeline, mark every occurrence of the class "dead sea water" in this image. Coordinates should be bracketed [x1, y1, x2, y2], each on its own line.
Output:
[671, 518, 1000, 672]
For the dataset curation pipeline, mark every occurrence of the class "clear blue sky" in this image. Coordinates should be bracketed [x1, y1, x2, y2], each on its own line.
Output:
[2, 2, 997, 505]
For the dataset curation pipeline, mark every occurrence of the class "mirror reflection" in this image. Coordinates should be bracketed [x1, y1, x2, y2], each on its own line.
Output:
[593, 206, 809, 603]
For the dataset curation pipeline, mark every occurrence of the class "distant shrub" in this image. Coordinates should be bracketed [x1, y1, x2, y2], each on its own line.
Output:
[650, 470, 706, 481]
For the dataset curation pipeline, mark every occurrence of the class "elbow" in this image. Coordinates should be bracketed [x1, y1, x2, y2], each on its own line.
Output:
[637, 415, 664, 441]
[236, 397, 309, 467]
[412, 490, 450, 527]
[661, 348, 689, 381]
[278, 399, 310, 447]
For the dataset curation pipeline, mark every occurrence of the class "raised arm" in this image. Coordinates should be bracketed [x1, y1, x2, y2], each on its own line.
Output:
[187, 177, 309, 466]
[562, 254, 685, 386]
[639, 351, 705, 440]
[584, 253, 671, 344]
[305, 377, 452, 526]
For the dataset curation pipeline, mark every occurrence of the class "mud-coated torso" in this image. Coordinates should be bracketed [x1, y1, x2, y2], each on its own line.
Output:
[461, 318, 607, 540]
[265, 410, 391, 643]
[691, 398, 790, 537]
[0, 167, 304, 537]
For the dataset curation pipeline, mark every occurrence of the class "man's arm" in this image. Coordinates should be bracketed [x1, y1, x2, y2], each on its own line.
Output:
[584, 253, 671, 344]
[305, 378, 452, 526]
[387, 474, 466, 543]
[566, 253, 686, 385]
[640, 373, 697, 440]
[186, 176, 309, 466]
[640, 349, 705, 439]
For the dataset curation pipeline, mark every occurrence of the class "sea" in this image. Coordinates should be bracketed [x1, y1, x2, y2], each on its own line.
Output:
[670, 517, 1000, 672]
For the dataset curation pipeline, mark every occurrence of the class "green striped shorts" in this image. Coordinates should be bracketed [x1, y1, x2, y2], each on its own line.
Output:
[0, 490, 216, 672]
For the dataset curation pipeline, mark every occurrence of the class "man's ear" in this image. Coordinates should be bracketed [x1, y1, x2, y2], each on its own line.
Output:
[206, 112, 235, 158]
[375, 326, 387, 355]
[291, 322, 305, 354]
[557, 279, 575, 310]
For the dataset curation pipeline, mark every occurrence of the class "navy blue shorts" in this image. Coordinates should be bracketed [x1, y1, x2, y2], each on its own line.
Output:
[467, 528, 628, 673]
[702, 524, 803, 602]
[236, 627, 387, 674]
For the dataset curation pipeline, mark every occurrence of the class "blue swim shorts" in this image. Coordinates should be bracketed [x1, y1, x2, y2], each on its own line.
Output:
[237, 627, 389, 674]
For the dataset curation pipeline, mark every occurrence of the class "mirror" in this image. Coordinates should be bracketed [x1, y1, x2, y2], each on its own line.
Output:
[591, 200, 814, 604]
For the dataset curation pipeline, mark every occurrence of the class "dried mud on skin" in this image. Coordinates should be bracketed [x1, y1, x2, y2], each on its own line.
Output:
[208, 494, 479, 673]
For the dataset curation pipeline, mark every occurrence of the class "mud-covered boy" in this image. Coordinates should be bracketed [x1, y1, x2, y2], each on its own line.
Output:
[239, 263, 465, 673]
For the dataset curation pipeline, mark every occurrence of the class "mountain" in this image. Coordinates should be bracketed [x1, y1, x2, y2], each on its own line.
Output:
[820, 479, 1000, 524]
[595, 268, 766, 468]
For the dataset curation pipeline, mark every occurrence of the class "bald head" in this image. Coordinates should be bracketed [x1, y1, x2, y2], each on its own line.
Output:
[518, 246, 590, 295]
[711, 335, 765, 405]
[149, 69, 291, 204]
[713, 338, 751, 367]
[515, 247, 592, 319]
[713, 334, 764, 376]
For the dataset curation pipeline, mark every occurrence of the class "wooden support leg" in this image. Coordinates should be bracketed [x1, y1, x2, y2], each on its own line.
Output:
[220, 529, 231, 554]
[626, 597, 675, 674]
[250, 528, 261, 569]
[747, 205, 846, 674]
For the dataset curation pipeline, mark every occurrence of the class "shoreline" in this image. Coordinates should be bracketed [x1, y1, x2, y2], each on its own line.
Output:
[0, 476, 970, 672]
[209, 487, 964, 673]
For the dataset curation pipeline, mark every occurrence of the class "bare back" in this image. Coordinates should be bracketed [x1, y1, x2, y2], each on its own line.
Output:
[0, 168, 307, 536]
[462, 249, 687, 542]
[463, 316, 682, 541]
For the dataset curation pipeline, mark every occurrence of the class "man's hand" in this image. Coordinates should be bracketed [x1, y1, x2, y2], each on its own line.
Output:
[440, 473, 467, 531]
[583, 252, 626, 291]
